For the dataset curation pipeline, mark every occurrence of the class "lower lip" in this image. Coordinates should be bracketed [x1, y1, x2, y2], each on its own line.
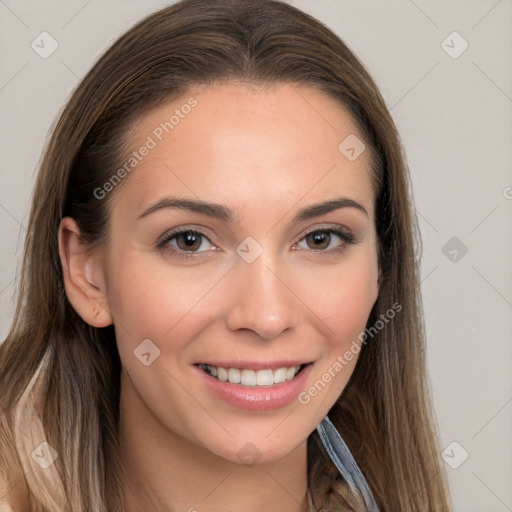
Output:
[195, 363, 313, 411]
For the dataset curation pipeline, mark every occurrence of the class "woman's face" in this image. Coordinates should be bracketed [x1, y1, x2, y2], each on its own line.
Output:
[100, 82, 379, 464]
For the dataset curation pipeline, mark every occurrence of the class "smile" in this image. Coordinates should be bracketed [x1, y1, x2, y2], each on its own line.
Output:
[194, 361, 313, 411]
[197, 363, 304, 387]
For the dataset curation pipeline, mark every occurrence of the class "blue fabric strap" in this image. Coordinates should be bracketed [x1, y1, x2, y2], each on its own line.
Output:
[316, 415, 380, 512]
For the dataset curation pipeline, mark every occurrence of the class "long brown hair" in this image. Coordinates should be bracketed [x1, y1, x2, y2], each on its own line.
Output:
[0, 0, 452, 510]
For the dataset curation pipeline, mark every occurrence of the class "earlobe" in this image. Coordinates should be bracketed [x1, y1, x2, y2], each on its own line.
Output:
[58, 217, 113, 328]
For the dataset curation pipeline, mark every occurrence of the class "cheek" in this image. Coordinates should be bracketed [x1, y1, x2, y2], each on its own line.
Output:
[293, 255, 378, 409]
[105, 248, 230, 357]
[107, 252, 228, 431]
[330, 272, 378, 345]
[297, 251, 379, 350]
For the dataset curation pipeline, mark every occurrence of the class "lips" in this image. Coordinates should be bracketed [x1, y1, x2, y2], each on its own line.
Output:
[194, 361, 314, 411]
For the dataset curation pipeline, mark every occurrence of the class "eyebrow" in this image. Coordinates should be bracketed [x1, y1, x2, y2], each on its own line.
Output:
[137, 196, 368, 223]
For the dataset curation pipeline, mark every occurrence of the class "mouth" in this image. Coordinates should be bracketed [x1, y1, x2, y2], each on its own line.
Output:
[194, 361, 314, 411]
[196, 363, 308, 387]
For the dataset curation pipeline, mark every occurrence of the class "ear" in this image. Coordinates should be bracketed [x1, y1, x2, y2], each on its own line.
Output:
[58, 217, 113, 327]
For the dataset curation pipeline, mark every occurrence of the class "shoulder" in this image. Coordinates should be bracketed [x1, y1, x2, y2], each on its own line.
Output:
[327, 485, 368, 512]
[327, 489, 357, 511]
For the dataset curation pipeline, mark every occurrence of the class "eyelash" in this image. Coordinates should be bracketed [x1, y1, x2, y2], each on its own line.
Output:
[156, 225, 356, 259]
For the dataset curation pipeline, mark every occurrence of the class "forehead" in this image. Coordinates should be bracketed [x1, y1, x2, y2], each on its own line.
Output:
[114, 81, 375, 220]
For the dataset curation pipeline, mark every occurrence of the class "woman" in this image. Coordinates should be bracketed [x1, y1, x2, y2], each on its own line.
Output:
[0, 0, 452, 510]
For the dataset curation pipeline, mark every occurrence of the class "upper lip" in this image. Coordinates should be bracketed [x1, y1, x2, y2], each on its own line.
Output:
[195, 360, 311, 370]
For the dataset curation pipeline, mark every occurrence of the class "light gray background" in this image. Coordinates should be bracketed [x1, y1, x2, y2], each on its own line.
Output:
[1, 1, 511, 510]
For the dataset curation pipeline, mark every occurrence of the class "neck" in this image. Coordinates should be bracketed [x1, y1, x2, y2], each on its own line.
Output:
[118, 372, 309, 512]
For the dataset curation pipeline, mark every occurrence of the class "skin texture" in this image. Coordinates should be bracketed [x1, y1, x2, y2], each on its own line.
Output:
[58, 82, 380, 511]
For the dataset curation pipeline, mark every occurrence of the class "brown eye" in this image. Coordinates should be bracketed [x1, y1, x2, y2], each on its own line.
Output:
[157, 228, 215, 257]
[295, 228, 355, 254]
[175, 231, 203, 251]
[305, 231, 331, 250]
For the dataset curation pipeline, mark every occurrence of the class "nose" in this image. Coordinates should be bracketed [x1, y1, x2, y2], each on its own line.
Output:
[225, 250, 300, 340]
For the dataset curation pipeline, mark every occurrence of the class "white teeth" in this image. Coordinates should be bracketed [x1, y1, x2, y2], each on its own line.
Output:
[241, 369, 256, 386]
[227, 368, 241, 384]
[286, 367, 296, 381]
[273, 367, 287, 384]
[256, 369, 273, 386]
[201, 364, 302, 386]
